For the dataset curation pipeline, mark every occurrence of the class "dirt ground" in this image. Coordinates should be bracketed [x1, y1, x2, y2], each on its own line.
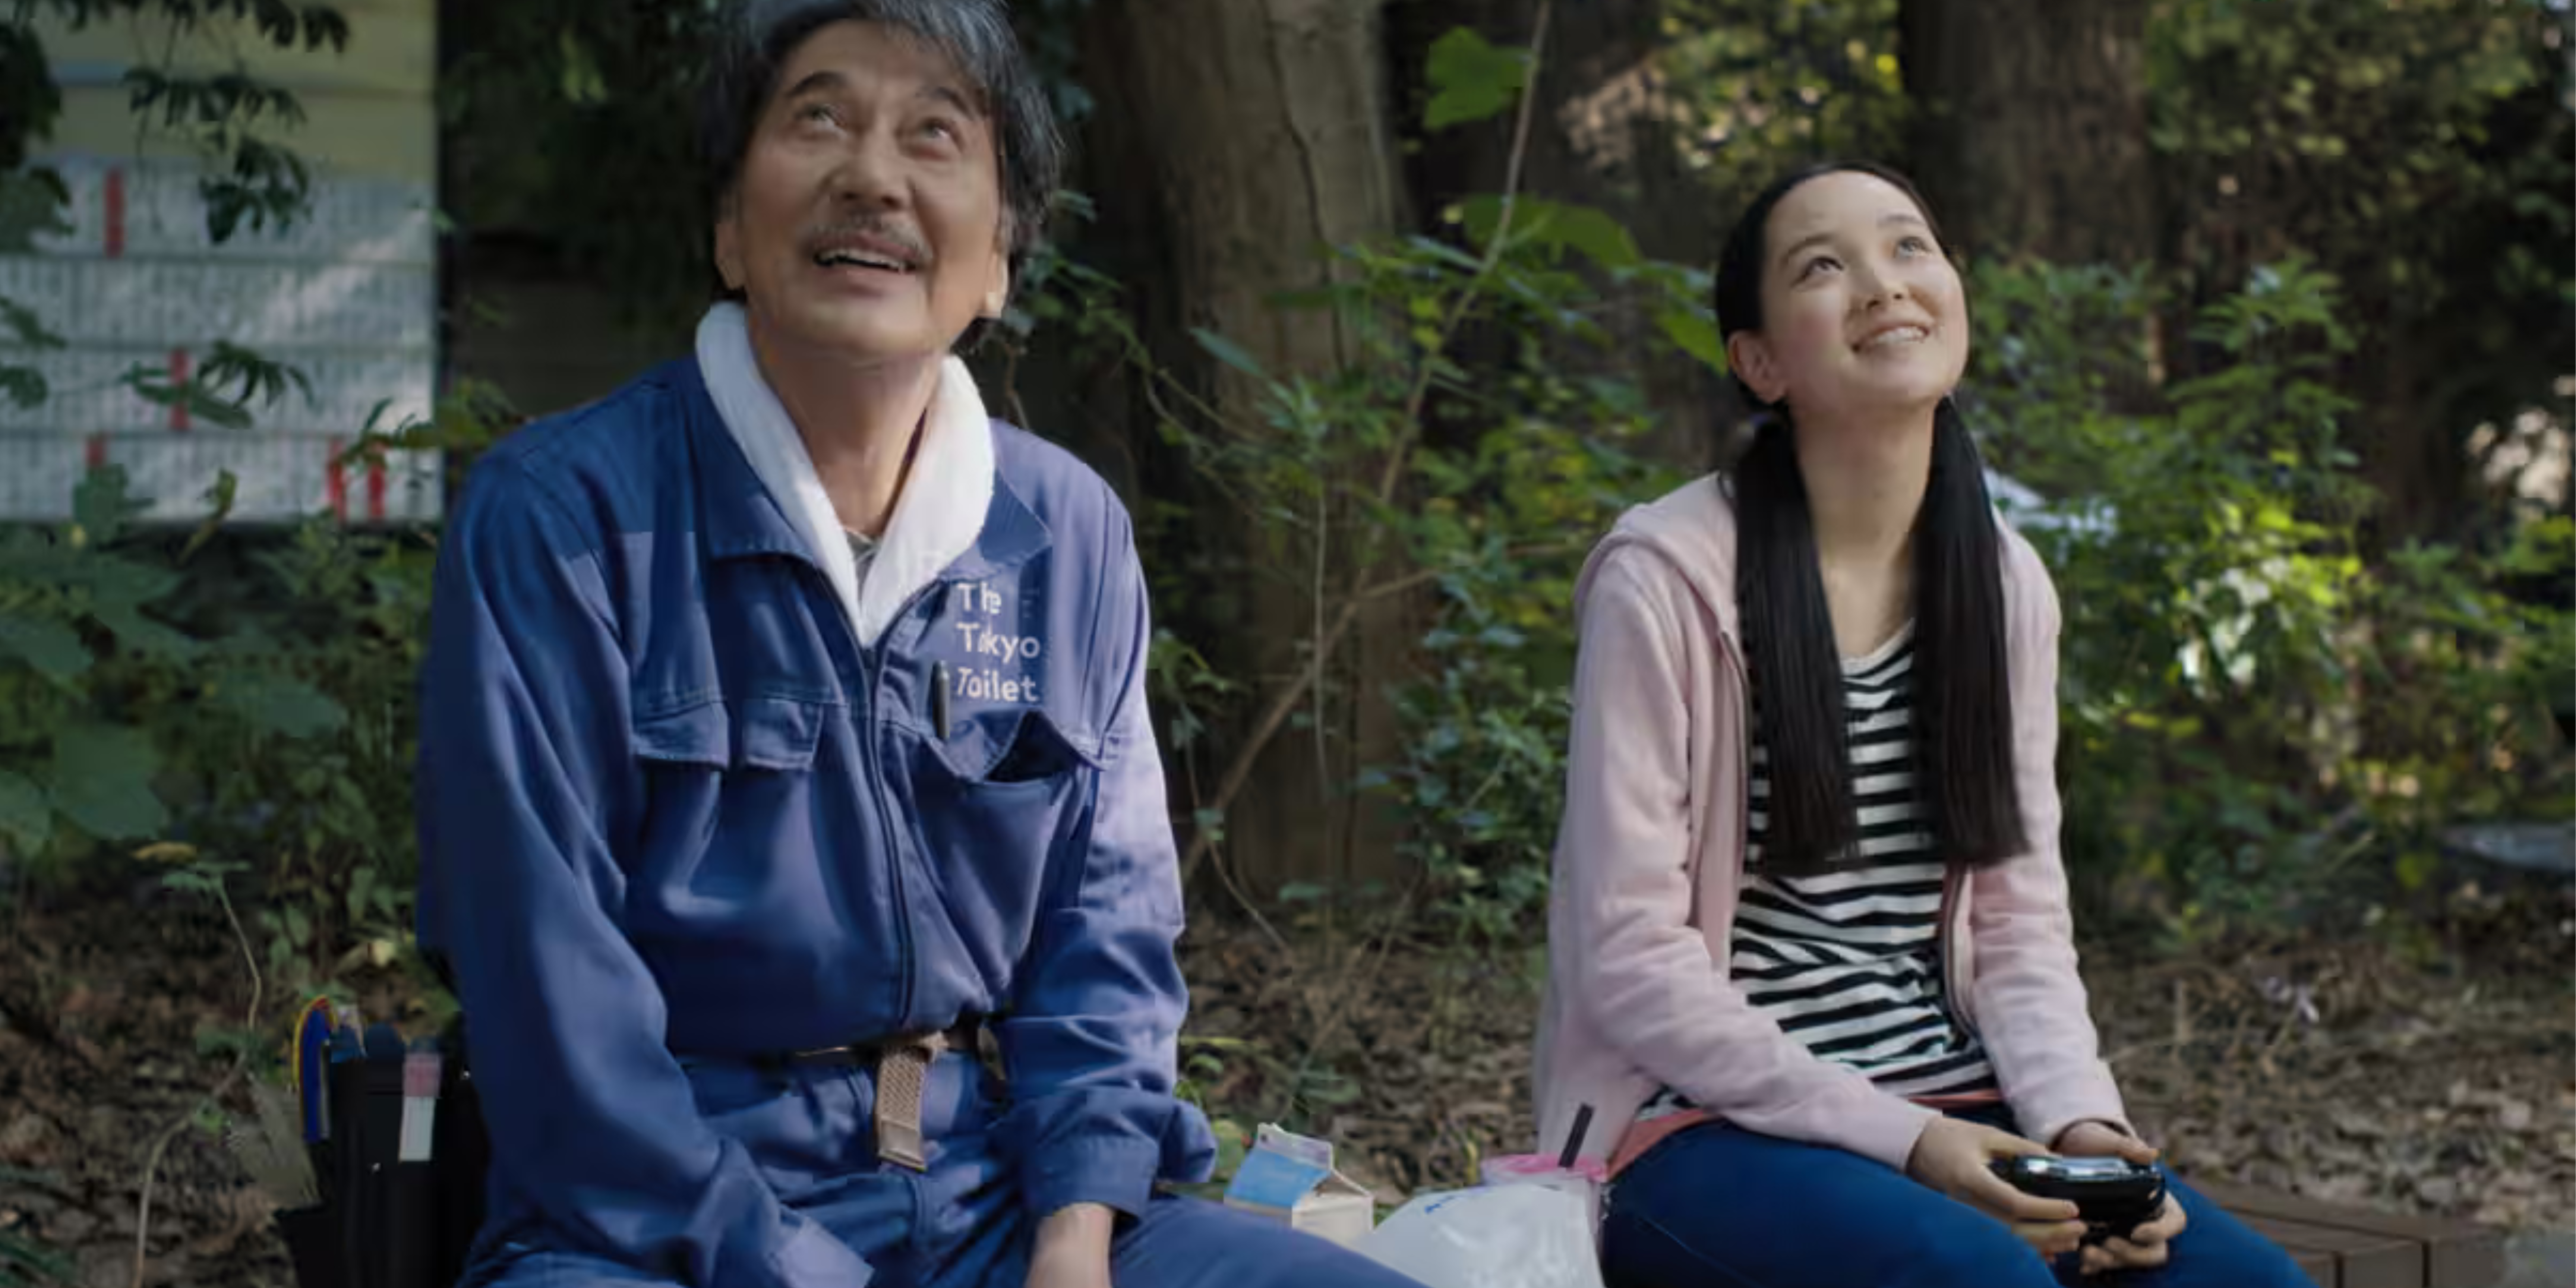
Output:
[1174, 877, 2576, 1234]
[1, 866, 2569, 1288]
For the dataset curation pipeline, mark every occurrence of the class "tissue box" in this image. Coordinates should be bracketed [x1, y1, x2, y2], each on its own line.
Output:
[1220, 1124, 1377, 1247]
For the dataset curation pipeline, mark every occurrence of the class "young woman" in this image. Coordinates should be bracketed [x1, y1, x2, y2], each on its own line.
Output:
[1531, 162, 2313, 1287]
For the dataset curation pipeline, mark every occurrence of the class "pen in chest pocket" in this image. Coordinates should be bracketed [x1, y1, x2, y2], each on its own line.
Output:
[931, 660, 951, 736]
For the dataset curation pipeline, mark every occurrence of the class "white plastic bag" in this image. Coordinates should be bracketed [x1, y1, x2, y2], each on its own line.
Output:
[1354, 1183, 1606, 1288]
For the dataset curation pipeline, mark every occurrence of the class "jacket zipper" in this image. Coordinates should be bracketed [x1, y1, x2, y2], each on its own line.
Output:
[850, 577, 951, 1033]
[865, 580, 968, 1030]
[1727, 638, 1751, 889]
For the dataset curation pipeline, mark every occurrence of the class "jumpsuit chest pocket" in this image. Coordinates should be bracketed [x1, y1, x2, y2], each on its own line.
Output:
[905, 703, 1100, 907]
[921, 702, 1100, 791]
[631, 691, 836, 773]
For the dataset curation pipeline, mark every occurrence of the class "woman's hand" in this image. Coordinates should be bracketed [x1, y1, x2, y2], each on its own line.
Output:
[1026, 1203, 1115, 1288]
[2053, 1121, 2186, 1276]
[2052, 1120, 2158, 1167]
[2076, 1197, 2187, 1278]
[1905, 1118, 2087, 1259]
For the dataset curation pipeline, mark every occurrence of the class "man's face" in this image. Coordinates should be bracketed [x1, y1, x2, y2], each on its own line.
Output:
[714, 20, 1010, 365]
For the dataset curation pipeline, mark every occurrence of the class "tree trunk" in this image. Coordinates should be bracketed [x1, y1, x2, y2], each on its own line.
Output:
[1900, 0, 2152, 268]
[1075, 0, 1411, 894]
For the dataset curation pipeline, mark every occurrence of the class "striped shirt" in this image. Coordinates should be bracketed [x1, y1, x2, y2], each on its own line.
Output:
[1640, 624, 1996, 1123]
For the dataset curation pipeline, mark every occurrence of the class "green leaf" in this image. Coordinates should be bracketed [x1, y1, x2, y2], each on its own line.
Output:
[118, 365, 259, 430]
[215, 671, 347, 739]
[2395, 847, 2441, 891]
[0, 611, 89, 684]
[196, 138, 312, 243]
[181, 472, 240, 562]
[1300, 1070, 1362, 1106]
[1424, 28, 1527, 130]
[1188, 328, 1268, 380]
[0, 293, 64, 350]
[0, 364, 47, 410]
[558, 29, 610, 105]
[348, 864, 377, 923]
[70, 557, 181, 612]
[1657, 307, 1728, 373]
[72, 466, 147, 544]
[197, 342, 313, 411]
[0, 168, 72, 254]
[1547, 203, 1642, 269]
[183, 384, 255, 430]
[0, 770, 50, 853]
[1460, 194, 1540, 253]
[1460, 196, 1641, 269]
[47, 723, 167, 840]
[92, 603, 200, 661]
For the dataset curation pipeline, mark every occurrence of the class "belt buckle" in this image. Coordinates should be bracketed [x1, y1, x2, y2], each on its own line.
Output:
[872, 1030, 950, 1172]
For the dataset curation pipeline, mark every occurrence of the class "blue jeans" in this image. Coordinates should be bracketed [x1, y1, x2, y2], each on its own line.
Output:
[1601, 1112, 2315, 1288]
[467, 1052, 1425, 1288]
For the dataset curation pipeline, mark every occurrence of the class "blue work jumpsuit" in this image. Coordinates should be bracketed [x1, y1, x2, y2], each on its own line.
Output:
[415, 358, 1423, 1288]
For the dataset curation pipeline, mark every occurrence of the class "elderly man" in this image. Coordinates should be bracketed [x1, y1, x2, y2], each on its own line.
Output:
[414, 4, 1427, 1287]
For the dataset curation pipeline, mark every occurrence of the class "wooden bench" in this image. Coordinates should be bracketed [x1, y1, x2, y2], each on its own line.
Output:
[2196, 1179, 2508, 1288]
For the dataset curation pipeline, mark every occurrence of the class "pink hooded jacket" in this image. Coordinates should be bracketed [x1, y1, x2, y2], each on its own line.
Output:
[1532, 476, 2129, 1178]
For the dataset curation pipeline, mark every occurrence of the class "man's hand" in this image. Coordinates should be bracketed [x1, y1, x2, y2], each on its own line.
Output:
[1905, 1118, 2087, 1260]
[1027, 1202, 1115, 1288]
[2053, 1121, 2185, 1276]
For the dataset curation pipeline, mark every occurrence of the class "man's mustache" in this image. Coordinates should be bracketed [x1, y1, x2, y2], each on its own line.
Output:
[803, 219, 932, 269]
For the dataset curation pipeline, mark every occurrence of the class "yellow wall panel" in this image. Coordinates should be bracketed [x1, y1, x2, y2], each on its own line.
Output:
[36, 7, 432, 95]
[44, 85, 434, 187]
[32, 0, 432, 184]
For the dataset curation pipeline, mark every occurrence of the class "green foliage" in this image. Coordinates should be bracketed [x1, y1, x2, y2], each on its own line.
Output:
[0, 468, 338, 853]
[1424, 27, 1530, 131]
[0, 18, 64, 165]
[2150, 0, 2565, 300]
[0, 185, 68, 409]
[437, 0, 717, 330]
[0, 0, 508, 991]
[0, 470, 491, 985]
[1016, 0, 1098, 128]
[1659, 0, 1909, 201]
[2147, 0, 2572, 512]
[0, 170, 69, 253]
[1969, 256, 2573, 941]
[0, 383, 514, 988]
[116, 341, 315, 432]
[6, 1, 348, 244]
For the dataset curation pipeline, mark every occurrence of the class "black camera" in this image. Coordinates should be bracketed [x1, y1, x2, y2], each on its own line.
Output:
[1989, 1155, 2168, 1243]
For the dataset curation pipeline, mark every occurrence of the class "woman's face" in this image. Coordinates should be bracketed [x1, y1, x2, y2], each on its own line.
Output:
[1727, 171, 1967, 422]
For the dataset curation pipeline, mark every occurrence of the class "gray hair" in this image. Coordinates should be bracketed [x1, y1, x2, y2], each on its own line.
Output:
[698, 0, 1065, 291]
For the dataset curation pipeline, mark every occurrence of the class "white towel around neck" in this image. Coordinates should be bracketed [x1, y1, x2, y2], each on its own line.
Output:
[694, 302, 996, 647]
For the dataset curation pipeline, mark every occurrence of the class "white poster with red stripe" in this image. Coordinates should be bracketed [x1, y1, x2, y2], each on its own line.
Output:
[0, 156, 440, 524]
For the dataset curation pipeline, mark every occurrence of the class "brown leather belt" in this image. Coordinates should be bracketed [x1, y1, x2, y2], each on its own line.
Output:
[768, 1018, 984, 1171]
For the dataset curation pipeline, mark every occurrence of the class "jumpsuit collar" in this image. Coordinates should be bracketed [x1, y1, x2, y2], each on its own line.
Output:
[694, 303, 1000, 647]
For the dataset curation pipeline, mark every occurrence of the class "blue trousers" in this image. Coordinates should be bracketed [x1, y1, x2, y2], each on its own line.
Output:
[466, 1052, 1424, 1288]
[1601, 1112, 2316, 1288]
